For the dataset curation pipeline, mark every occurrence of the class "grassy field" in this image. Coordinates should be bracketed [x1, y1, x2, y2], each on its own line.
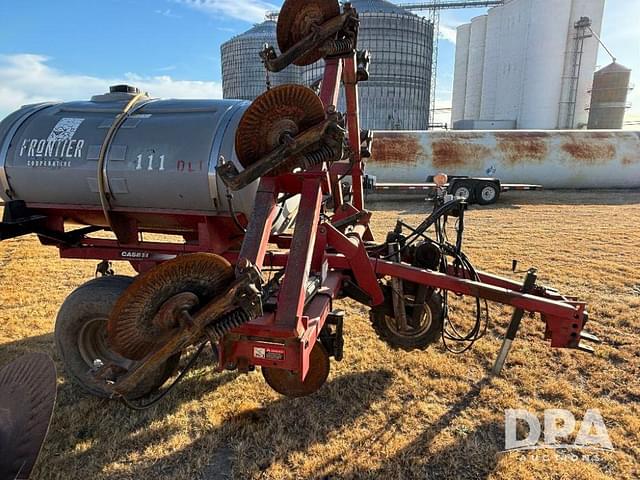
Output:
[1, 190, 639, 479]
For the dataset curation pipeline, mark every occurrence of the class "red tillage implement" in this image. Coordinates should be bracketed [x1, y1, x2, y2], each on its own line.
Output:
[0, 0, 598, 402]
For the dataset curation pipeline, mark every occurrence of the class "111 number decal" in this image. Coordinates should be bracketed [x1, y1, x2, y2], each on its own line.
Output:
[136, 153, 165, 171]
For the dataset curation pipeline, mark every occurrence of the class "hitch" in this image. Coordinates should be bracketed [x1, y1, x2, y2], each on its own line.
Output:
[1, 200, 101, 244]
[0, 200, 48, 240]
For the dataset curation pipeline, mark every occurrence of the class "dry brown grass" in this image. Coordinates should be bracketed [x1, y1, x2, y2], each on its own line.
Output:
[1, 190, 639, 479]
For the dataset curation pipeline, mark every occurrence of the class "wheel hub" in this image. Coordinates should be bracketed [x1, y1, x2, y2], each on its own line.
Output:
[385, 302, 434, 338]
[235, 84, 326, 171]
[455, 187, 471, 200]
[107, 253, 234, 360]
[78, 317, 132, 370]
[276, 0, 341, 66]
[481, 186, 496, 201]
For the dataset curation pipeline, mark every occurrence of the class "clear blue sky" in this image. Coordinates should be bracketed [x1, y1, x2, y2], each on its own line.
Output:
[0, 0, 637, 125]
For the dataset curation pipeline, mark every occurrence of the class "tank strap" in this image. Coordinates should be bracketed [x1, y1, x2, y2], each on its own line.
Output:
[96, 93, 148, 238]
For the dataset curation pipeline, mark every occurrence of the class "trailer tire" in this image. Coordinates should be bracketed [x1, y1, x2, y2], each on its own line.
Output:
[55, 275, 180, 400]
[476, 182, 500, 205]
[370, 292, 444, 351]
[451, 181, 475, 203]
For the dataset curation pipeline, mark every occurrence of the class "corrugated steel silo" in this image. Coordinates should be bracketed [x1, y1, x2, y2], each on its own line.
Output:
[303, 0, 434, 130]
[451, 23, 471, 124]
[588, 62, 632, 129]
[221, 20, 302, 100]
[463, 15, 487, 121]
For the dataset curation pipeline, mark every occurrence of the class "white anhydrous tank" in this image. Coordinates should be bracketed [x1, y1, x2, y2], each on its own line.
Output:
[367, 130, 640, 189]
[463, 16, 488, 121]
[451, 23, 471, 124]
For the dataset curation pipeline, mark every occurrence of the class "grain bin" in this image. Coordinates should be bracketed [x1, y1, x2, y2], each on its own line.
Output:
[302, 0, 434, 130]
[452, 0, 605, 129]
[451, 23, 471, 124]
[221, 20, 303, 101]
[478, 6, 502, 121]
[490, 0, 526, 125]
[588, 62, 632, 129]
[462, 15, 487, 121]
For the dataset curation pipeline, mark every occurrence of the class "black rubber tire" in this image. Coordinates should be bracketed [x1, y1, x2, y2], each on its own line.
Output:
[451, 181, 475, 203]
[476, 182, 500, 205]
[370, 292, 444, 351]
[54, 275, 180, 400]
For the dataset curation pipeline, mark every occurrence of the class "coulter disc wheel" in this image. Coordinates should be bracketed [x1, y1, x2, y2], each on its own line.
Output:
[107, 253, 234, 360]
[277, 0, 341, 66]
[235, 84, 326, 171]
[262, 341, 330, 397]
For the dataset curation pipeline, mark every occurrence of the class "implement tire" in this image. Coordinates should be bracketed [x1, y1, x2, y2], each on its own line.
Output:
[370, 291, 444, 351]
[55, 275, 180, 400]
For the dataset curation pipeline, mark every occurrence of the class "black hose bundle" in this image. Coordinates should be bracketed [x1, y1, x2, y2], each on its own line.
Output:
[381, 195, 490, 354]
[439, 247, 489, 354]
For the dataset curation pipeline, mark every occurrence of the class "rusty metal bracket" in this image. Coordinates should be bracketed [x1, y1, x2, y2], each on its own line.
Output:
[388, 242, 408, 333]
[261, 10, 358, 72]
[110, 263, 263, 396]
[218, 117, 346, 191]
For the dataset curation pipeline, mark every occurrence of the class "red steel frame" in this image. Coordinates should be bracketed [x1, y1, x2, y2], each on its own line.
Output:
[30, 52, 589, 381]
[220, 54, 383, 378]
